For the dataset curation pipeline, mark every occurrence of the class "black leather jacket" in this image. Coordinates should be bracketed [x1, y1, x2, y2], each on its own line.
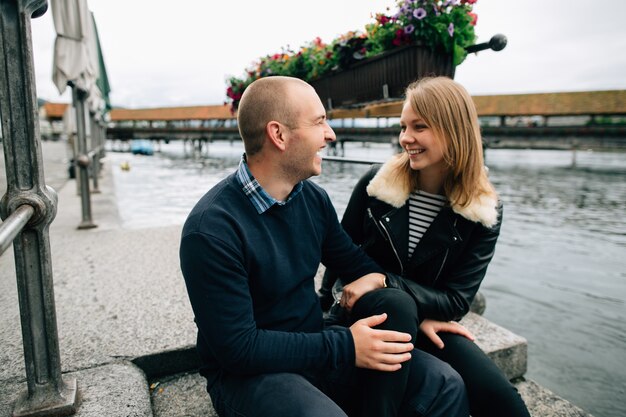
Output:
[321, 164, 502, 322]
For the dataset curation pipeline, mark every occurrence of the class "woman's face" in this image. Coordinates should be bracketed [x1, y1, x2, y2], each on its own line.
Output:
[398, 102, 447, 174]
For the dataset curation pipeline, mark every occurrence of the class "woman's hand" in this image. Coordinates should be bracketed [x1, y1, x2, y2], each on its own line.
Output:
[419, 319, 475, 349]
[340, 273, 386, 311]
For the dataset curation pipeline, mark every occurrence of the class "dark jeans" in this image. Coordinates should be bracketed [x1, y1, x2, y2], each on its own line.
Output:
[207, 289, 468, 417]
[417, 332, 531, 417]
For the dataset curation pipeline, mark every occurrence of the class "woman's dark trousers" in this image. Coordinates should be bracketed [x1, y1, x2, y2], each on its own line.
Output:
[417, 331, 531, 417]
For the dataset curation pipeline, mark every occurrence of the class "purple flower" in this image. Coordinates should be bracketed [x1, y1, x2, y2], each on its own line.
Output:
[447, 22, 455, 37]
[413, 7, 427, 20]
[404, 24, 415, 34]
[432, 5, 440, 16]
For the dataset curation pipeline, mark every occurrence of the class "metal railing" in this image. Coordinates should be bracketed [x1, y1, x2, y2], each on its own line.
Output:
[0, 1, 78, 415]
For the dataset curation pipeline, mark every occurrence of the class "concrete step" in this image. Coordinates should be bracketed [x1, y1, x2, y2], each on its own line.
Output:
[0, 362, 151, 417]
[147, 314, 591, 417]
[460, 312, 527, 380]
[150, 371, 594, 417]
[514, 379, 594, 417]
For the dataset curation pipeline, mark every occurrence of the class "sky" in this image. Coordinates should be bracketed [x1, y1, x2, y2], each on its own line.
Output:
[29, 0, 626, 109]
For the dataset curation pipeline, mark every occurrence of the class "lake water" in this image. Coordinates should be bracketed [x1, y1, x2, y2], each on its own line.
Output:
[107, 140, 626, 417]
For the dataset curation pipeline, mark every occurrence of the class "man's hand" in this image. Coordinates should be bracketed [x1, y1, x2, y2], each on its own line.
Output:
[350, 313, 413, 371]
[419, 319, 475, 349]
[341, 273, 386, 311]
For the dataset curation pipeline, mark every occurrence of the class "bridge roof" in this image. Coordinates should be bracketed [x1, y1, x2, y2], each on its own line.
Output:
[328, 90, 626, 119]
[109, 105, 234, 121]
[41, 90, 625, 123]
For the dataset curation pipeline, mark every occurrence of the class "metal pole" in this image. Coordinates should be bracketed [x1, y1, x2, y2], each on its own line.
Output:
[89, 113, 100, 194]
[98, 120, 107, 162]
[71, 86, 97, 229]
[0, 0, 78, 415]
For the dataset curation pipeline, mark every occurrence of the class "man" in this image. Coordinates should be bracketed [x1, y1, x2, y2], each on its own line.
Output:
[180, 76, 468, 416]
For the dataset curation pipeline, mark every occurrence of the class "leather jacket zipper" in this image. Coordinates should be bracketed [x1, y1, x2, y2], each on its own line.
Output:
[433, 249, 448, 284]
[433, 218, 458, 284]
[368, 208, 404, 276]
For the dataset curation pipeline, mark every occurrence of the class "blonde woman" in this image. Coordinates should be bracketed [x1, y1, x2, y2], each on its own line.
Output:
[320, 77, 530, 417]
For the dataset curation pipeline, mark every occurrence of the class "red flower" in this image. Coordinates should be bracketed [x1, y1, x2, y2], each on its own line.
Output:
[393, 28, 411, 46]
[468, 12, 478, 26]
[377, 14, 390, 25]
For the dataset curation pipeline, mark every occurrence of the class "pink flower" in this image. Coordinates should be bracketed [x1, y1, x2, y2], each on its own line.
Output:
[413, 7, 427, 20]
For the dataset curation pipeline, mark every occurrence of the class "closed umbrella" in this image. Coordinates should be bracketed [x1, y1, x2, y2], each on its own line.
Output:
[51, 0, 96, 95]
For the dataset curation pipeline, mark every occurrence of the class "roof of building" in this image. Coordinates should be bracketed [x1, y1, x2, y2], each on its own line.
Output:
[40, 90, 626, 123]
[473, 90, 626, 117]
[41, 102, 69, 119]
[329, 90, 626, 119]
[109, 105, 234, 121]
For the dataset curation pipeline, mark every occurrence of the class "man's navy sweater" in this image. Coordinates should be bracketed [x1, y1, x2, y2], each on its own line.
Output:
[180, 173, 382, 386]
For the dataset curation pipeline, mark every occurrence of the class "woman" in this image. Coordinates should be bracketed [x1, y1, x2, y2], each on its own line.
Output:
[320, 76, 530, 417]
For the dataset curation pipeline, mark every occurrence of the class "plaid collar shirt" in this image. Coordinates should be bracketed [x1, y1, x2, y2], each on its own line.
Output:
[235, 154, 304, 214]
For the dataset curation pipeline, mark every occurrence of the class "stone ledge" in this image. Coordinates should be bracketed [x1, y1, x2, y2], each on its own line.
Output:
[460, 312, 528, 380]
[515, 379, 594, 417]
[150, 372, 594, 417]
[0, 362, 151, 417]
[151, 372, 216, 417]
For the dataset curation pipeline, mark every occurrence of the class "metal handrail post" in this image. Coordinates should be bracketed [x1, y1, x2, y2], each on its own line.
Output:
[99, 120, 107, 160]
[71, 86, 97, 229]
[89, 113, 100, 194]
[0, 1, 78, 415]
[95, 120, 104, 163]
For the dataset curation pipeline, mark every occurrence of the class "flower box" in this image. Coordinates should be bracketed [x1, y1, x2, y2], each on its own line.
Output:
[309, 44, 455, 109]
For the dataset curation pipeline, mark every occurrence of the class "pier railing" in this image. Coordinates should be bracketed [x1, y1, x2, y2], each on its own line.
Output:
[0, 1, 78, 415]
[68, 85, 107, 229]
[105, 124, 626, 152]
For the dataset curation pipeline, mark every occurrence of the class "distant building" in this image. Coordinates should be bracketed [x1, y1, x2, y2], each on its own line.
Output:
[38, 102, 69, 141]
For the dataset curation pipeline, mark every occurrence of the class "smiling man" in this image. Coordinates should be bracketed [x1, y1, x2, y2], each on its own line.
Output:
[179, 76, 468, 417]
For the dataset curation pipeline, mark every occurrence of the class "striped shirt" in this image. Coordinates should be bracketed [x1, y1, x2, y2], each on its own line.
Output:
[235, 154, 303, 214]
[407, 190, 447, 258]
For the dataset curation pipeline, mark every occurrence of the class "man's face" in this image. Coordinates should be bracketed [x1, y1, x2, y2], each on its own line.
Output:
[281, 85, 336, 181]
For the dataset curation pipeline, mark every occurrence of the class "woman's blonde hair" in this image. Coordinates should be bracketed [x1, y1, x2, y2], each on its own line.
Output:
[390, 76, 496, 208]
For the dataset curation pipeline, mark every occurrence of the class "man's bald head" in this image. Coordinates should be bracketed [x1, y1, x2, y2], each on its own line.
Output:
[237, 76, 312, 156]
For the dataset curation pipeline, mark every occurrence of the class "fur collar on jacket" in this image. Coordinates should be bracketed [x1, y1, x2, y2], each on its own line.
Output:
[365, 159, 499, 228]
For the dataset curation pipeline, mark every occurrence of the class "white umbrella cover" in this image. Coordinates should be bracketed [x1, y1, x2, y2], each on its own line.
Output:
[51, 0, 97, 95]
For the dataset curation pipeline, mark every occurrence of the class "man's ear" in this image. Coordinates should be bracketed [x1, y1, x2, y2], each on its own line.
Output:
[266, 120, 287, 151]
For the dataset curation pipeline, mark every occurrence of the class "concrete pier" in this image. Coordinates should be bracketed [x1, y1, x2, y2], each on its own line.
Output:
[0, 141, 594, 416]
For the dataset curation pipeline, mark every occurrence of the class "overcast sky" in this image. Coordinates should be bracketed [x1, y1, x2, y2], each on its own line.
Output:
[30, 0, 626, 109]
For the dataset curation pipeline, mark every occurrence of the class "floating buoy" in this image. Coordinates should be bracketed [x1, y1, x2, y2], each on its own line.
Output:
[120, 161, 130, 171]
